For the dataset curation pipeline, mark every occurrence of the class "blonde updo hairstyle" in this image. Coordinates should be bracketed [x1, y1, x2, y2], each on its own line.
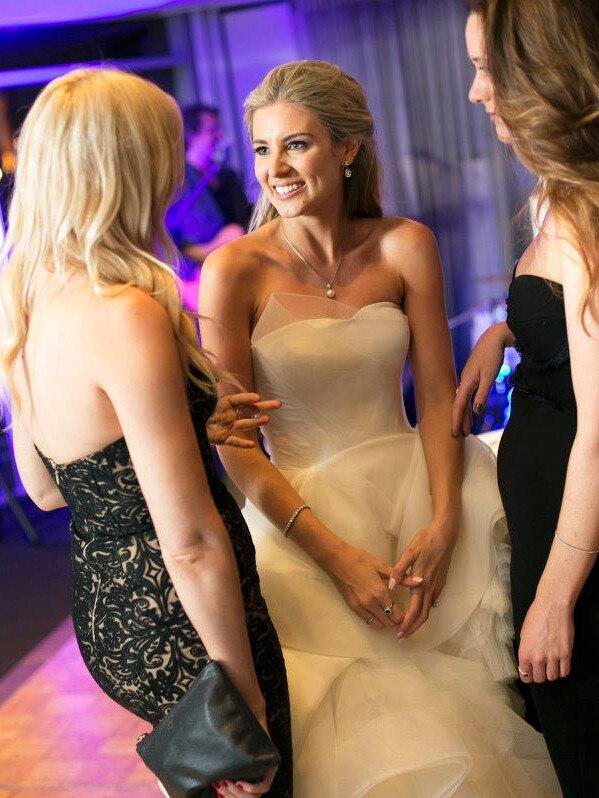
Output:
[0, 67, 217, 410]
[244, 60, 383, 229]
[487, 0, 599, 324]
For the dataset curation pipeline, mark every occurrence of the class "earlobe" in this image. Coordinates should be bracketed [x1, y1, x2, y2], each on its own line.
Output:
[343, 139, 362, 164]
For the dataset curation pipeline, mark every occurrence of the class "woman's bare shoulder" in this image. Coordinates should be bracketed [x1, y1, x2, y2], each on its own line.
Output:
[381, 216, 435, 244]
[92, 284, 171, 332]
[359, 216, 436, 250]
[79, 286, 179, 376]
[202, 222, 280, 288]
[362, 217, 439, 277]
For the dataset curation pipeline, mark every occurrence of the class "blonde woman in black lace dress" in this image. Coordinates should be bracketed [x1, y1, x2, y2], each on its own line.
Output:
[0, 68, 292, 798]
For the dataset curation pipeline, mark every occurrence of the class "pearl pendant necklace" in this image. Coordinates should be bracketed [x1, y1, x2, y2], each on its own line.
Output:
[281, 226, 344, 299]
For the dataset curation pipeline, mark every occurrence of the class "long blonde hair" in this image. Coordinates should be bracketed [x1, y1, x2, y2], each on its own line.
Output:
[0, 67, 217, 410]
[486, 0, 599, 323]
[244, 60, 383, 229]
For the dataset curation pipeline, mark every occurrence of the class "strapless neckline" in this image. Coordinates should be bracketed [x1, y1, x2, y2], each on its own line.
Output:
[512, 273, 563, 288]
[33, 379, 215, 471]
[251, 292, 406, 345]
[35, 436, 127, 472]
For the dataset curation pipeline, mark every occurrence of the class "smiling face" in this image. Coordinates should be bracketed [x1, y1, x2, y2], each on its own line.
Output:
[465, 12, 512, 144]
[252, 102, 354, 220]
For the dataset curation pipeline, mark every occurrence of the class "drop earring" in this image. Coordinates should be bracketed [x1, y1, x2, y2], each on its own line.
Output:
[344, 163, 352, 178]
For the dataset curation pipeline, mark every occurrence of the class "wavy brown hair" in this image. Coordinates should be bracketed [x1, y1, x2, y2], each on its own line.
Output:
[486, 0, 599, 323]
[244, 60, 382, 229]
[468, 0, 487, 15]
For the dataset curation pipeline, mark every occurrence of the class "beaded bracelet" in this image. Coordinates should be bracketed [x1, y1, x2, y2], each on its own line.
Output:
[283, 504, 311, 538]
[554, 531, 599, 556]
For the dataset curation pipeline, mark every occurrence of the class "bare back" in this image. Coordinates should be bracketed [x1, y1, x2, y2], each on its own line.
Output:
[16, 269, 124, 463]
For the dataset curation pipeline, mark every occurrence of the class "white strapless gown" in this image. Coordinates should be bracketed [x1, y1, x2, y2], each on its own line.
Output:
[243, 293, 560, 798]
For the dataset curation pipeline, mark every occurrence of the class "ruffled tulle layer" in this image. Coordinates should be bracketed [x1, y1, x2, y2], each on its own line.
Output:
[286, 650, 560, 798]
[243, 432, 561, 796]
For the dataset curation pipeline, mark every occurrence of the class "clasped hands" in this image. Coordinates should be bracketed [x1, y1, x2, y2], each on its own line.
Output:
[331, 522, 457, 639]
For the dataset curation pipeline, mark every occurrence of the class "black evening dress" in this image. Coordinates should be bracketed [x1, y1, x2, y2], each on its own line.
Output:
[36, 382, 293, 798]
[497, 273, 599, 798]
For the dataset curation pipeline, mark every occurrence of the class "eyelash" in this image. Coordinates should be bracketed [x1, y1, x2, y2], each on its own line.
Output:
[253, 140, 308, 156]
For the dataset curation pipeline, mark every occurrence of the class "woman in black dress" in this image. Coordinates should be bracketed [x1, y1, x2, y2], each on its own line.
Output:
[0, 67, 292, 798]
[457, 1, 599, 795]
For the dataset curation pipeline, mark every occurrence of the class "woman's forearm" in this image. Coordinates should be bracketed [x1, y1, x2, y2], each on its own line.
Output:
[161, 525, 266, 716]
[536, 434, 599, 607]
[496, 321, 516, 348]
[218, 444, 347, 573]
[417, 397, 464, 534]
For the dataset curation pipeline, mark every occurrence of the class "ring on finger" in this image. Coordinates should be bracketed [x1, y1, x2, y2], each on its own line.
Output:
[365, 615, 375, 625]
[431, 600, 439, 608]
[518, 667, 531, 678]
[383, 601, 395, 617]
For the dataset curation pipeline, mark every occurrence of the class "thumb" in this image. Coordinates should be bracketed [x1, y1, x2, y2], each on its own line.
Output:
[389, 549, 418, 590]
[373, 558, 393, 581]
[400, 574, 424, 588]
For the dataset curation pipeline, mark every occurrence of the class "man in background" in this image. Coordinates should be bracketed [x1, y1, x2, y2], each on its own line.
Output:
[166, 103, 252, 309]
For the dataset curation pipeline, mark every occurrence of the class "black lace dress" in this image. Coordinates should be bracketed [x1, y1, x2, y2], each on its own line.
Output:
[36, 383, 293, 798]
[497, 274, 599, 798]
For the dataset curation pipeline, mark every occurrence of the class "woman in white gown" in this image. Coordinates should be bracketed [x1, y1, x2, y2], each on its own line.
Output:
[199, 60, 561, 798]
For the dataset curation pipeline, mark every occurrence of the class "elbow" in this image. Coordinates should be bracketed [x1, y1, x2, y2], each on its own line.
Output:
[161, 536, 224, 569]
[29, 489, 67, 512]
[165, 546, 208, 568]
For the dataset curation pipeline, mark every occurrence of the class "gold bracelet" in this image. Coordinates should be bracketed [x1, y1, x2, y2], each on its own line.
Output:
[554, 531, 599, 556]
[283, 504, 311, 538]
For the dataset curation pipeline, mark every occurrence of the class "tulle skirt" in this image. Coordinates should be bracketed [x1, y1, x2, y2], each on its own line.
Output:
[243, 431, 561, 797]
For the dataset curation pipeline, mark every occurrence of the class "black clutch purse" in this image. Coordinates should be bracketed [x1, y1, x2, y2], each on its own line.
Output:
[136, 659, 281, 798]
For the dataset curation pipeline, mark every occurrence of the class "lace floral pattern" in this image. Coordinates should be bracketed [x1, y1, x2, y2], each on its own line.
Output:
[37, 388, 292, 797]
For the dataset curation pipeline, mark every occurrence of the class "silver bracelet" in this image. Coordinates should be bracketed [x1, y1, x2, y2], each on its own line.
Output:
[283, 504, 311, 538]
[554, 531, 599, 556]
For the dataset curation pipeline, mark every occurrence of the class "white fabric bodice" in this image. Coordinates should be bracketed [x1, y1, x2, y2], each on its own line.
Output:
[252, 294, 412, 470]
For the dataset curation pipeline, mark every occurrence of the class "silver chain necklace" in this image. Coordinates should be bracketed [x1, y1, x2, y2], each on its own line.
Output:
[280, 226, 345, 299]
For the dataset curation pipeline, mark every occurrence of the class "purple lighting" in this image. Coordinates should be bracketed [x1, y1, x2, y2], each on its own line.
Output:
[0, 0, 190, 27]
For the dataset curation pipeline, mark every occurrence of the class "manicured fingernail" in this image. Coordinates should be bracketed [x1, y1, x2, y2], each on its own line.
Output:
[397, 631, 405, 639]
[474, 403, 483, 414]
[412, 576, 424, 583]
[388, 577, 397, 589]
